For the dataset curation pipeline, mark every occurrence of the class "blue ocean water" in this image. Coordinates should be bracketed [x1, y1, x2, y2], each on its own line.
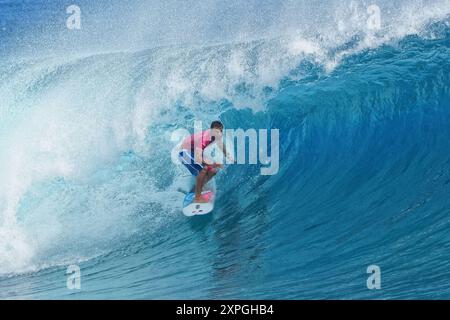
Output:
[0, 0, 450, 299]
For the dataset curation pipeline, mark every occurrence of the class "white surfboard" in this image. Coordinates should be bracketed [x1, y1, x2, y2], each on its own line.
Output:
[182, 180, 216, 216]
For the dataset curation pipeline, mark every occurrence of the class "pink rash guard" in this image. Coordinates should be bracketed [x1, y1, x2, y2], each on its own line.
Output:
[181, 130, 214, 152]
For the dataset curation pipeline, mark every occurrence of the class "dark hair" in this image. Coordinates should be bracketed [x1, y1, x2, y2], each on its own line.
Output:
[210, 121, 223, 129]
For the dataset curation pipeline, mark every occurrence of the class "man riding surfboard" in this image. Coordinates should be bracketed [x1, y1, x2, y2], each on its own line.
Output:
[178, 121, 233, 203]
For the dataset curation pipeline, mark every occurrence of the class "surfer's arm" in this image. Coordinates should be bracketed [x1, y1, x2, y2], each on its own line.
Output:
[215, 138, 234, 163]
[194, 147, 205, 164]
[194, 147, 215, 166]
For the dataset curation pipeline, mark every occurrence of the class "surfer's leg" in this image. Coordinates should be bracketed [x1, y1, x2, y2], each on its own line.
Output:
[204, 167, 217, 184]
[194, 168, 209, 203]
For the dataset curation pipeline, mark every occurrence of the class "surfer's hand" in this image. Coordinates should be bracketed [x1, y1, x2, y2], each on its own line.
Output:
[203, 158, 214, 166]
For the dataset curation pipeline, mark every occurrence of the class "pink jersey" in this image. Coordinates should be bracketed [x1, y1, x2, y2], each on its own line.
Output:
[182, 130, 214, 151]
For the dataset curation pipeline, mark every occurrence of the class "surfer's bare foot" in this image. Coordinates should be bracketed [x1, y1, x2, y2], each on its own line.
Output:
[194, 196, 208, 203]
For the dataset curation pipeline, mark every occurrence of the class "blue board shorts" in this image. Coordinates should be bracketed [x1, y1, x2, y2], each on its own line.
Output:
[179, 150, 204, 176]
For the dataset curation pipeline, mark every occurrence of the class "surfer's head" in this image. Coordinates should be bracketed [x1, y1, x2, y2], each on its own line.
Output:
[210, 121, 223, 132]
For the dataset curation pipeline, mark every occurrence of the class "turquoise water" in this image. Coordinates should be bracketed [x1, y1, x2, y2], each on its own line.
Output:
[0, 0, 450, 299]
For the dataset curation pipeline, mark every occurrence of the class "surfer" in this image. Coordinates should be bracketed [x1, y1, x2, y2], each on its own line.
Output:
[178, 121, 233, 203]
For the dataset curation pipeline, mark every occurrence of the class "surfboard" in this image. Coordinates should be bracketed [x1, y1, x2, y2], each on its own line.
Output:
[182, 179, 216, 216]
[182, 190, 215, 216]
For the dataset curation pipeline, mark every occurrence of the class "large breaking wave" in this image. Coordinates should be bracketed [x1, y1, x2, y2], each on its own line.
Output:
[0, 0, 449, 299]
